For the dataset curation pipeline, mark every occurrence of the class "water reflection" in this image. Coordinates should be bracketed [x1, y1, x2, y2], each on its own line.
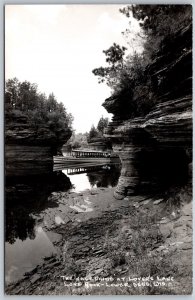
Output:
[6, 165, 121, 244]
[5, 163, 121, 284]
[87, 165, 121, 188]
[5, 226, 56, 284]
[62, 171, 91, 192]
[6, 206, 36, 245]
[62, 164, 121, 192]
[6, 171, 72, 244]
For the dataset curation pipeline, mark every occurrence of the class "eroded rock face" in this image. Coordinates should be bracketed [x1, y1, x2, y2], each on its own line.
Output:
[88, 136, 112, 152]
[5, 112, 72, 176]
[103, 24, 192, 199]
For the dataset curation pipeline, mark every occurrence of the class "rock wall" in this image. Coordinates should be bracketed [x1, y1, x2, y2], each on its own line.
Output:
[103, 24, 192, 199]
[88, 136, 112, 152]
[5, 112, 71, 176]
[5, 145, 53, 176]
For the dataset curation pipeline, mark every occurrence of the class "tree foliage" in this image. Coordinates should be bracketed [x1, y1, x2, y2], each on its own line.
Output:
[121, 5, 192, 60]
[92, 5, 192, 119]
[97, 116, 109, 134]
[88, 125, 99, 141]
[87, 116, 110, 143]
[121, 5, 192, 37]
[92, 43, 126, 87]
[66, 132, 89, 149]
[65, 116, 110, 149]
[5, 78, 73, 143]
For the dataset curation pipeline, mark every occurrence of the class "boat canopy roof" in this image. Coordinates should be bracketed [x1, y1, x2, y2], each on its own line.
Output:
[71, 149, 109, 154]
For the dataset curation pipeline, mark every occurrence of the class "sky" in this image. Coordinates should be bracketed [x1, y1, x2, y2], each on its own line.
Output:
[5, 5, 140, 133]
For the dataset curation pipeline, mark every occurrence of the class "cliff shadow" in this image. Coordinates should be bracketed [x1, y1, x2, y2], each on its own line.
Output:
[136, 147, 191, 195]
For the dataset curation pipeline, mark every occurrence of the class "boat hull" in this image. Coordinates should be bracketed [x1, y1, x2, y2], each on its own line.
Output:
[53, 156, 110, 164]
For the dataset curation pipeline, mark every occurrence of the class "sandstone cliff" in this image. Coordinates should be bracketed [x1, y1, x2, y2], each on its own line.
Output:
[5, 111, 72, 176]
[88, 136, 112, 152]
[103, 24, 192, 199]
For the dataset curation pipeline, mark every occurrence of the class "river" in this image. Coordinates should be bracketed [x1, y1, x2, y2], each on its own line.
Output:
[5, 162, 121, 284]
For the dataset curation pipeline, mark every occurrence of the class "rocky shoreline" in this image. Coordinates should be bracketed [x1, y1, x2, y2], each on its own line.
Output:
[5, 185, 192, 295]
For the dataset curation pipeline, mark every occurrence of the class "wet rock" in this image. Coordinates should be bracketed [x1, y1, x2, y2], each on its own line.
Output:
[30, 274, 41, 284]
[121, 226, 133, 235]
[141, 199, 151, 206]
[51, 192, 59, 197]
[91, 190, 98, 195]
[49, 285, 55, 291]
[182, 236, 192, 243]
[82, 236, 90, 240]
[160, 226, 172, 238]
[45, 261, 61, 269]
[15, 287, 24, 294]
[93, 249, 105, 255]
[114, 192, 124, 200]
[170, 242, 184, 247]
[159, 217, 170, 224]
[93, 234, 101, 238]
[156, 245, 168, 252]
[180, 243, 192, 250]
[94, 268, 103, 275]
[186, 222, 192, 229]
[86, 257, 112, 277]
[132, 196, 147, 202]
[171, 211, 176, 218]
[31, 215, 43, 222]
[153, 199, 164, 205]
[44, 256, 56, 262]
[69, 235, 81, 242]
[173, 221, 183, 228]
[82, 247, 90, 252]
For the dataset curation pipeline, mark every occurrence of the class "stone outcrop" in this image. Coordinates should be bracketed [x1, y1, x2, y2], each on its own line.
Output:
[103, 24, 192, 199]
[5, 111, 72, 176]
[88, 136, 112, 152]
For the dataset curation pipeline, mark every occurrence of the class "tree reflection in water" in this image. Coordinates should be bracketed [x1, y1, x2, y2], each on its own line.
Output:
[87, 164, 121, 188]
[6, 171, 72, 244]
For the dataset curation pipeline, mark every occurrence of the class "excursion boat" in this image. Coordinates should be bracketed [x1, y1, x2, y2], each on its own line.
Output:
[53, 156, 111, 164]
[53, 149, 111, 164]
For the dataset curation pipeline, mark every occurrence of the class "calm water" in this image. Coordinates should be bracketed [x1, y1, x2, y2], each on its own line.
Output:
[6, 149, 188, 284]
[5, 163, 121, 284]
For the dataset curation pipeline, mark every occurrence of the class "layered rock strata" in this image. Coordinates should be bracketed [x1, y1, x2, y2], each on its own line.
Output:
[5, 112, 71, 176]
[103, 24, 192, 199]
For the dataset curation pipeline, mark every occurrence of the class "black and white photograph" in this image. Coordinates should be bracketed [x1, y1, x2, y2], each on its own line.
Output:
[4, 3, 192, 295]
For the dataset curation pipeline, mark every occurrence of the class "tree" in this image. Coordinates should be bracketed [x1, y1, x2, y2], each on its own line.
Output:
[88, 125, 99, 141]
[97, 116, 109, 134]
[66, 132, 89, 149]
[120, 5, 192, 60]
[5, 77, 20, 108]
[120, 5, 192, 35]
[5, 79, 38, 111]
[46, 93, 57, 112]
[5, 78, 73, 143]
[92, 5, 192, 119]
[18, 81, 38, 111]
[92, 43, 127, 88]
